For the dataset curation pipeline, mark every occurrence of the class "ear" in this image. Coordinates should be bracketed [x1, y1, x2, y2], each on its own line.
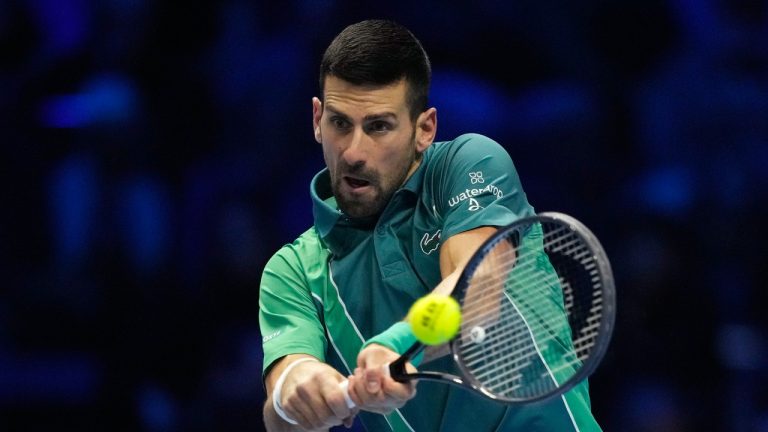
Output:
[415, 107, 437, 154]
[312, 97, 323, 143]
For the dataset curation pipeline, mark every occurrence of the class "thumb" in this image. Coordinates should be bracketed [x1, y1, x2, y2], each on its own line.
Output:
[364, 367, 383, 393]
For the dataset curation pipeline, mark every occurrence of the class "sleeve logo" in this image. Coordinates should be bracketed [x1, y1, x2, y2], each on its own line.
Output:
[448, 184, 504, 207]
[469, 171, 484, 184]
[262, 329, 282, 343]
[468, 198, 484, 211]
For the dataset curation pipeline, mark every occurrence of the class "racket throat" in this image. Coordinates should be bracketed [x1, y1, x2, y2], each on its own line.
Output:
[394, 369, 504, 404]
[389, 342, 426, 379]
[400, 370, 467, 386]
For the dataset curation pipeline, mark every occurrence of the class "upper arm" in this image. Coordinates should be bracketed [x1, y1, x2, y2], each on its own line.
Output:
[438, 226, 498, 279]
[432, 134, 534, 282]
[259, 245, 327, 380]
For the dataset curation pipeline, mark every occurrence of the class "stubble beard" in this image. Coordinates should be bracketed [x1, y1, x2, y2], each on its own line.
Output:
[332, 151, 416, 219]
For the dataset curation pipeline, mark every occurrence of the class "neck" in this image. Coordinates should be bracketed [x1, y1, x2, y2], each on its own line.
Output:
[400, 158, 422, 188]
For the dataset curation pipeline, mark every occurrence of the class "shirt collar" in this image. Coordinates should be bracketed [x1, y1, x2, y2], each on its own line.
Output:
[311, 169, 376, 256]
[310, 168, 339, 240]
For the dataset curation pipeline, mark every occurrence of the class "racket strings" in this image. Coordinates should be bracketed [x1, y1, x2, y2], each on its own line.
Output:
[455, 222, 605, 399]
[460, 236, 597, 334]
[461, 244, 598, 335]
[463, 299, 583, 396]
[463, 323, 581, 384]
[459, 224, 599, 324]
[470, 306, 581, 398]
[461, 303, 576, 365]
[459, 229, 590, 317]
[462, 305, 588, 397]
[461, 290, 580, 388]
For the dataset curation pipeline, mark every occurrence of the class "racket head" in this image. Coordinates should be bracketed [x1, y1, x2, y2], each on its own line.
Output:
[449, 212, 616, 404]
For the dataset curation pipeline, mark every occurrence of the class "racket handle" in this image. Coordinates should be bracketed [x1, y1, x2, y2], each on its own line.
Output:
[338, 380, 356, 409]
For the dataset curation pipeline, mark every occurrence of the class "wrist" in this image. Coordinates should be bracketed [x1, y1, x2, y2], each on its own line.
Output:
[271, 357, 318, 425]
[363, 322, 424, 366]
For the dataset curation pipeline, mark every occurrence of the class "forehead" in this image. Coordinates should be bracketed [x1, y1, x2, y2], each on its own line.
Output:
[323, 76, 409, 117]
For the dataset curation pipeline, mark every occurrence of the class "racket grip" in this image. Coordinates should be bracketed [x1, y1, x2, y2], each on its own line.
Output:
[338, 380, 356, 409]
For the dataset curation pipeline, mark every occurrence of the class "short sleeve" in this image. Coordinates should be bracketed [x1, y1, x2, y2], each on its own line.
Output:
[434, 133, 534, 240]
[259, 245, 327, 376]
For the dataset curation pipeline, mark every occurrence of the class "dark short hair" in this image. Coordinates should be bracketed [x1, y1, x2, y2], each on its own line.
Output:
[319, 19, 431, 121]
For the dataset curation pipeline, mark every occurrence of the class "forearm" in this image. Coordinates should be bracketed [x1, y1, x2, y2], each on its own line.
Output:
[420, 268, 462, 362]
[431, 265, 461, 296]
[423, 227, 498, 362]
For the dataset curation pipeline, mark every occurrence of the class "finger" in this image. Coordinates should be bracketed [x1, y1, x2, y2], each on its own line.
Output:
[350, 368, 384, 408]
[381, 378, 417, 402]
[361, 367, 386, 399]
[378, 365, 416, 407]
[355, 367, 409, 414]
[343, 375, 361, 408]
[325, 379, 355, 419]
[349, 370, 374, 406]
[283, 394, 319, 430]
[365, 369, 382, 393]
[293, 383, 341, 430]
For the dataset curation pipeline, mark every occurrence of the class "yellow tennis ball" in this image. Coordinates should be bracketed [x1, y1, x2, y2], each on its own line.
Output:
[408, 293, 462, 345]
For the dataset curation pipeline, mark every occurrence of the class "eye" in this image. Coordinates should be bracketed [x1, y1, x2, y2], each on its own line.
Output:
[330, 116, 350, 130]
[367, 120, 392, 134]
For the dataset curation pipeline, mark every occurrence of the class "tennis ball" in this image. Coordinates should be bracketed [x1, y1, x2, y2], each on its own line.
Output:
[408, 293, 462, 345]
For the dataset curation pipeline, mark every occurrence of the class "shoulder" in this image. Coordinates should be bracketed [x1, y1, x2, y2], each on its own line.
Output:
[263, 227, 329, 278]
[427, 133, 510, 166]
[424, 133, 513, 175]
[433, 132, 506, 152]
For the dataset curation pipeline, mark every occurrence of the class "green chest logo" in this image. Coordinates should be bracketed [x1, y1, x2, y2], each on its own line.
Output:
[420, 229, 441, 255]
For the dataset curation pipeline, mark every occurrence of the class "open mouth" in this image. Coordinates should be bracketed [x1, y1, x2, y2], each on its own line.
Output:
[344, 176, 371, 190]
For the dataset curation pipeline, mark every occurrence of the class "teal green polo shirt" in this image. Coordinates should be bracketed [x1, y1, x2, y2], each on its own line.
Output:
[260, 133, 601, 431]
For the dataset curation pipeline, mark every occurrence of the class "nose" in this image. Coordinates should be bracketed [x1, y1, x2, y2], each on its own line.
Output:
[341, 128, 368, 168]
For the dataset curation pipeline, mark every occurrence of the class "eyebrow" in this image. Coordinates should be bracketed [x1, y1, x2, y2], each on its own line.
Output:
[325, 106, 398, 122]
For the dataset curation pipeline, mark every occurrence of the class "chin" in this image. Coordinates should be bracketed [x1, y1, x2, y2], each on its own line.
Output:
[337, 197, 384, 219]
[341, 205, 377, 219]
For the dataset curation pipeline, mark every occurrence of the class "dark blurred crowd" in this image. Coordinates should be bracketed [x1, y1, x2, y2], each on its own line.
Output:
[1, 1, 767, 431]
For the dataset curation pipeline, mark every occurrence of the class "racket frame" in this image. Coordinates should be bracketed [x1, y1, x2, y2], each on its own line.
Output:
[389, 212, 616, 405]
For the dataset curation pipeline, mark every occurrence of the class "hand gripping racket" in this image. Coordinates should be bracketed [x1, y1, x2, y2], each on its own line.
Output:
[341, 212, 615, 407]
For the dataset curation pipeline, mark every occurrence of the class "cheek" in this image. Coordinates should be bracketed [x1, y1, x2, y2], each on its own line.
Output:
[379, 146, 415, 180]
[321, 142, 338, 168]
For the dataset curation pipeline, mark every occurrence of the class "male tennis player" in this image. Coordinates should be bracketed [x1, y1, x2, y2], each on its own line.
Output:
[259, 19, 601, 431]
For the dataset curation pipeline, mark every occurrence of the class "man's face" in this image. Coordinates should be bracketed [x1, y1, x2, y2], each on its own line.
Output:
[313, 77, 435, 218]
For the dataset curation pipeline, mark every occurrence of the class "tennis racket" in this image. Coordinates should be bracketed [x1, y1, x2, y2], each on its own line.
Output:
[340, 211, 615, 406]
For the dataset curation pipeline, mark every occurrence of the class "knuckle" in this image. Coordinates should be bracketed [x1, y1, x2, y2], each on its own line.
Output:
[285, 392, 302, 407]
[295, 383, 313, 399]
[326, 393, 345, 412]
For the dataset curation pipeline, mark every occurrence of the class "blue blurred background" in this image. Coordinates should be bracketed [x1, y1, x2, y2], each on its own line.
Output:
[2, 0, 767, 431]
